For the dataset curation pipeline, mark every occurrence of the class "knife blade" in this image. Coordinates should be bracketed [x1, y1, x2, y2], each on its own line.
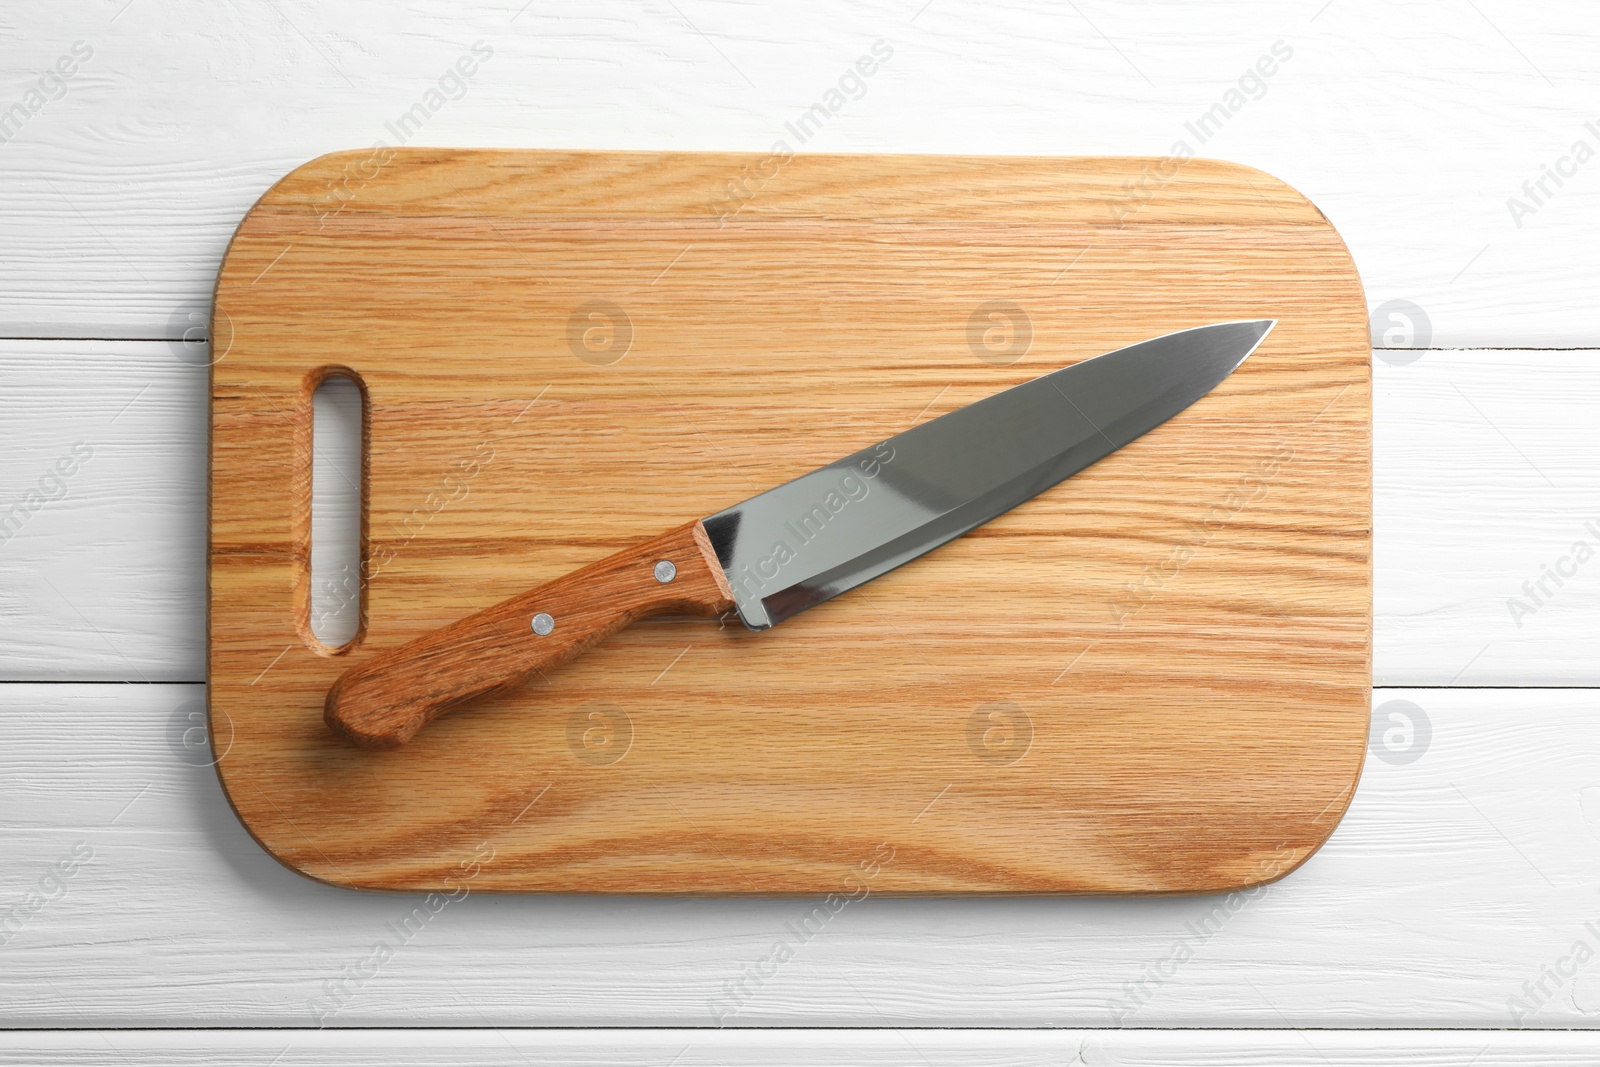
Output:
[326, 319, 1274, 747]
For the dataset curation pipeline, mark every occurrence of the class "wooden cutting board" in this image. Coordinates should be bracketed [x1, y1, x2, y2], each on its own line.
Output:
[209, 149, 1370, 894]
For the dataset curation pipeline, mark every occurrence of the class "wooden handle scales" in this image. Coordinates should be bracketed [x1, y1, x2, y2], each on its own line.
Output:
[324, 520, 736, 748]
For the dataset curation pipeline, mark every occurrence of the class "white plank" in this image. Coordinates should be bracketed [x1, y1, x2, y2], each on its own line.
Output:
[0, 341, 204, 681]
[1374, 348, 1600, 685]
[3, 682, 1598, 1026]
[0, 0, 1596, 345]
[6, 1029, 1600, 1066]
[8, 341, 1600, 686]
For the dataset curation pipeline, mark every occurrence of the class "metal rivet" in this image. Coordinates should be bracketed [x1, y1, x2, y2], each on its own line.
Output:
[531, 612, 555, 636]
[653, 560, 677, 583]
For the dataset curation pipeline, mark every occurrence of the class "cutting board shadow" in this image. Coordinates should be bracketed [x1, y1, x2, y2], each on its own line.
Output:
[208, 150, 1371, 894]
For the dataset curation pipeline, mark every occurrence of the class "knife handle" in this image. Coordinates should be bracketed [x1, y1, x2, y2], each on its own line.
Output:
[324, 520, 736, 748]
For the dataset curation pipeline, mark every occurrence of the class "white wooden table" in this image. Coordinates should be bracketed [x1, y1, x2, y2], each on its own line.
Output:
[3, 1, 1599, 1061]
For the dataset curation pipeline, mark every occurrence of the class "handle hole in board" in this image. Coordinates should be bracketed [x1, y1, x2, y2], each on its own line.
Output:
[306, 372, 366, 651]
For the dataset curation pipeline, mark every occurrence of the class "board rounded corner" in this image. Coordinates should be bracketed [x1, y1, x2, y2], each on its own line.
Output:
[206, 748, 362, 893]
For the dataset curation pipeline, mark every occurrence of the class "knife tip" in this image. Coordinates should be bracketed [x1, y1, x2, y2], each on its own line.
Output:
[1226, 318, 1276, 368]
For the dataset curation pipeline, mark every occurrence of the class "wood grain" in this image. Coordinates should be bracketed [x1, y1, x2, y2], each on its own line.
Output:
[208, 149, 1371, 894]
[326, 520, 734, 747]
[10, 1028, 1600, 1065]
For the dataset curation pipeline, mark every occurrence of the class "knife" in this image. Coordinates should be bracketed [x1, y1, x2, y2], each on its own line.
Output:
[325, 319, 1274, 747]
